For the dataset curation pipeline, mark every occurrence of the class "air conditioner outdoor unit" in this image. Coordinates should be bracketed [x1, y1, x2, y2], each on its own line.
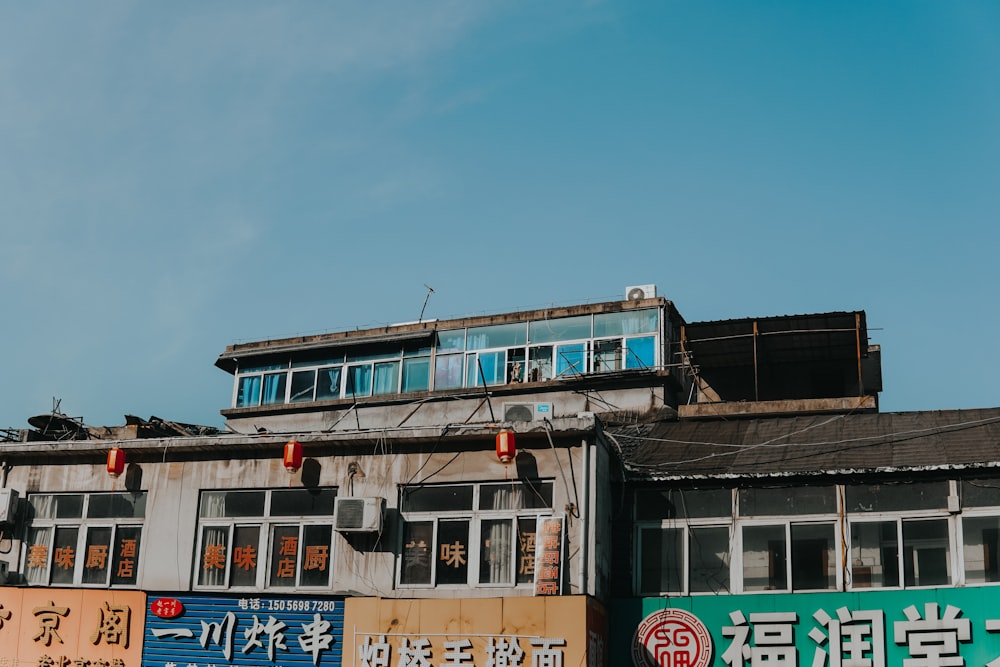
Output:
[625, 284, 657, 301]
[503, 402, 552, 422]
[0, 489, 18, 526]
[334, 496, 384, 533]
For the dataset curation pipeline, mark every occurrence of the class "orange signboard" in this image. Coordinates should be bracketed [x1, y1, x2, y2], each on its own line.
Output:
[0, 589, 146, 667]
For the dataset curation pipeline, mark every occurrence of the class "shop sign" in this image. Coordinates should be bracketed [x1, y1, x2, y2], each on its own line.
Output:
[533, 515, 564, 596]
[142, 595, 343, 667]
[0, 588, 146, 667]
[619, 586, 1000, 667]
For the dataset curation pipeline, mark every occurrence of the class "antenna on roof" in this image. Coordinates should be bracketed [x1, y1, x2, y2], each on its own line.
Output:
[418, 284, 435, 323]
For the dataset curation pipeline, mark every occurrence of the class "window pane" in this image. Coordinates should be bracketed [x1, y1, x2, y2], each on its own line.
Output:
[480, 482, 553, 511]
[529, 315, 591, 344]
[51, 527, 79, 585]
[299, 525, 333, 587]
[636, 489, 732, 521]
[402, 358, 431, 392]
[346, 346, 400, 363]
[436, 330, 466, 352]
[373, 361, 400, 395]
[229, 525, 260, 587]
[791, 523, 835, 590]
[198, 526, 229, 586]
[269, 525, 300, 587]
[639, 527, 682, 594]
[480, 519, 514, 584]
[82, 526, 113, 585]
[29, 494, 83, 520]
[346, 365, 373, 397]
[555, 343, 586, 377]
[261, 372, 287, 405]
[467, 351, 505, 387]
[962, 480, 1000, 508]
[434, 354, 463, 390]
[270, 489, 336, 516]
[742, 525, 786, 591]
[690, 526, 731, 593]
[963, 516, 1000, 583]
[846, 482, 949, 513]
[290, 370, 317, 403]
[110, 526, 141, 586]
[516, 517, 537, 585]
[528, 346, 553, 382]
[401, 521, 434, 585]
[594, 309, 658, 337]
[25, 527, 52, 585]
[236, 375, 261, 407]
[625, 336, 656, 369]
[594, 340, 622, 372]
[316, 367, 342, 400]
[403, 341, 433, 357]
[850, 521, 899, 588]
[200, 491, 265, 518]
[88, 492, 146, 519]
[467, 323, 527, 350]
[903, 519, 950, 587]
[740, 486, 836, 516]
[436, 519, 470, 585]
[402, 486, 474, 513]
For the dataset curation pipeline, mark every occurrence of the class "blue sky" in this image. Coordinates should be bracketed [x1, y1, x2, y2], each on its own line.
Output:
[1, 2, 998, 430]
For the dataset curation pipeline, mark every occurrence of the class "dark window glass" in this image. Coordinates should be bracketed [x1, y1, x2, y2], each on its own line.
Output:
[88, 492, 146, 519]
[82, 526, 112, 585]
[741, 486, 836, 516]
[290, 370, 317, 403]
[846, 482, 949, 513]
[400, 521, 434, 585]
[850, 521, 899, 588]
[962, 479, 1000, 508]
[516, 517, 537, 585]
[743, 524, 786, 591]
[690, 526, 731, 593]
[269, 525, 300, 587]
[791, 523, 835, 590]
[903, 519, 950, 587]
[402, 486, 473, 513]
[636, 489, 732, 521]
[639, 526, 682, 594]
[480, 482, 553, 511]
[51, 527, 79, 585]
[110, 526, 141, 587]
[299, 525, 333, 587]
[199, 491, 265, 518]
[270, 489, 336, 516]
[436, 519, 470, 585]
[228, 525, 260, 587]
[316, 368, 342, 400]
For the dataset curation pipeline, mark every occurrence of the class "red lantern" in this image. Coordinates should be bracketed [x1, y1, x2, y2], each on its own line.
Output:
[283, 440, 303, 474]
[107, 447, 126, 478]
[496, 430, 516, 464]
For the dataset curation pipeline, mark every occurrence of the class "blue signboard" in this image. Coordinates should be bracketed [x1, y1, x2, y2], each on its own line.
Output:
[142, 594, 343, 667]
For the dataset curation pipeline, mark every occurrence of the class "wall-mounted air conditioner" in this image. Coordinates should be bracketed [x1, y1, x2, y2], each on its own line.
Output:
[503, 402, 552, 422]
[625, 284, 657, 300]
[334, 496, 385, 533]
[0, 489, 18, 526]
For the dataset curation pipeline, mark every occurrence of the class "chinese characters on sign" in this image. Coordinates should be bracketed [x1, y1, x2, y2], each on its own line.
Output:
[533, 516, 564, 596]
[0, 589, 145, 667]
[142, 595, 342, 667]
[357, 633, 567, 667]
[631, 593, 1000, 667]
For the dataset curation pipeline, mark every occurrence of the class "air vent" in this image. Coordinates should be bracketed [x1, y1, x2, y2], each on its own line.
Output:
[334, 496, 384, 533]
[625, 284, 657, 300]
[503, 402, 552, 422]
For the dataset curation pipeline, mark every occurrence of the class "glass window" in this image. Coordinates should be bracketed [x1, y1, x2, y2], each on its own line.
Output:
[399, 481, 553, 588]
[639, 526, 683, 594]
[195, 488, 336, 590]
[373, 361, 400, 395]
[434, 354, 463, 390]
[555, 343, 586, 377]
[290, 370, 317, 403]
[527, 346, 553, 382]
[466, 351, 506, 387]
[529, 315, 591, 344]
[346, 365, 373, 397]
[963, 516, 1000, 584]
[625, 336, 656, 369]
[594, 309, 658, 337]
[850, 520, 899, 588]
[791, 523, 835, 590]
[402, 357, 431, 392]
[316, 367, 342, 400]
[635, 489, 732, 521]
[962, 480, 1000, 508]
[23, 493, 146, 588]
[903, 519, 950, 587]
[742, 525, 786, 591]
[593, 339, 622, 372]
[436, 330, 466, 352]
[846, 482, 949, 512]
[466, 323, 527, 351]
[689, 526, 731, 594]
[261, 372, 286, 405]
[236, 375, 261, 407]
[740, 486, 837, 516]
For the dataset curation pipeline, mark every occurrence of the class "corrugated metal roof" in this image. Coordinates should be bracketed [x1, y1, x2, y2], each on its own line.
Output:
[610, 407, 1000, 481]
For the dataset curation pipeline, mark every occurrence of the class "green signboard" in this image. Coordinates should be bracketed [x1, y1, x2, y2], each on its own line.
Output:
[614, 587, 1000, 667]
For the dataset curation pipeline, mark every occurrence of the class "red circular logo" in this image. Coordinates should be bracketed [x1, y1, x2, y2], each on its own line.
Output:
[632, 608, 713, 667]
[150, 597, 185, 619]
